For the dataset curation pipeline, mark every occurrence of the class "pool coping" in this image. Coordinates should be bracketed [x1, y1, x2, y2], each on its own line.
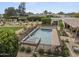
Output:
[21, 26, 39, 43]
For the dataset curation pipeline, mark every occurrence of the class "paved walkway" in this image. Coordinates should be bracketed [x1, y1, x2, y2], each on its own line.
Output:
[52, 28, 60, 47]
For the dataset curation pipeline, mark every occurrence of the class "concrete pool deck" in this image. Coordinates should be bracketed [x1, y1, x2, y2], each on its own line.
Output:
[52, 28, 60, 48]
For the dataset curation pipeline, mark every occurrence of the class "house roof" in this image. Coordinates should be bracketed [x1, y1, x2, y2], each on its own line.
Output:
[64, 18, 79, 28]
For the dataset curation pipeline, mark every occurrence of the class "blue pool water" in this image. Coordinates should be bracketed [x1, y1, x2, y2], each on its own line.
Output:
[30, 28, 52, 45]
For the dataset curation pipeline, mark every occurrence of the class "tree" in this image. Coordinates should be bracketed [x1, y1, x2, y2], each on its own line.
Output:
[4, 7, 17, 18]
[58, 12, 64, 15]
[18, 2, 26, 16]
[43, 10, 48, 15]
[0, 29, 19, 57]
[59, 20, 65, 36]
[59, 20, 65, 31]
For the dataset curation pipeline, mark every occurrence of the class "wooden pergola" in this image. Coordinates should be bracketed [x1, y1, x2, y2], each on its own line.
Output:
[64, 18, 79, 40]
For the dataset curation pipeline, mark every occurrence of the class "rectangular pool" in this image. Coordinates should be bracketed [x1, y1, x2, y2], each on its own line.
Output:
[25, 28, 52, 45]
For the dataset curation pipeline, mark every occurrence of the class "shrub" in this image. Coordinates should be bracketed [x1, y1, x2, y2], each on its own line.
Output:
[46, 49, 52, 55]
[59, 20, 65, 31]
[25, 47, 32, 53]
[41, 17, 51, 25]
[60, 31, 67, 36]
[38, 48, 44, 55]
[63, 49, 70, 57]
[27, 16, 41, 21]
[32, 52, 37, 57]
[0, 29, 18, 57]
[20, 46, 25, 52]
[61, 41, 70, 57]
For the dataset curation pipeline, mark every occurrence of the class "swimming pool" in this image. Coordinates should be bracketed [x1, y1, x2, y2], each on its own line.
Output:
[25, 28, 52, 45]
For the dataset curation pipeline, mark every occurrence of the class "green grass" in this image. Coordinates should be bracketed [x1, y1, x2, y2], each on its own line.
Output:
[0, 27, 22, 31]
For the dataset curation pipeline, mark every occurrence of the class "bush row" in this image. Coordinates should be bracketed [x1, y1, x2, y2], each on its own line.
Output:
[19, 46, 32, 53]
